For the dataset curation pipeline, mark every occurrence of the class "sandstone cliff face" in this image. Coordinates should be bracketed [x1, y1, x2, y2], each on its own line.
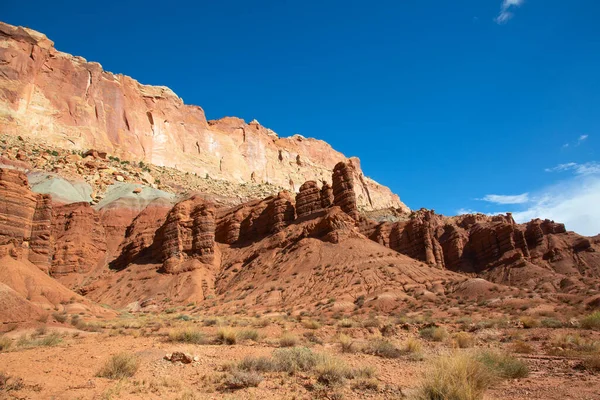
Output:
[155, 196, 218, 274]
[0, 22, 406, 213]
[0, 168, 52, 271]
[332, 162, 360, 221]
[51, 202, 107, 276]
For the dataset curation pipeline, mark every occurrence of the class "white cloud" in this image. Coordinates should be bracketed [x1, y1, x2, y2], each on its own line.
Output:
[460, 162, 600, 236]
[496, 0, 524, 24]
[579, 134, 589, 142]
[479, 193, 530, 204]
[545, 162, 600, 175]
[511, 176, 600, 236]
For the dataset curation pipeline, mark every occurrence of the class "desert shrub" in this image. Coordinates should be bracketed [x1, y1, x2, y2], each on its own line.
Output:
[477, 350, 529, 379]
[216, 328, 237, 345]
[454, 332, 474, 349]
[338, 334, 356, 353]
[34, 326, 48, 337]
[363, 339, 402, 358]
[203, 317, 220, 326]
[0, 372, 23, 391]
[237, 356, 277, 372]
[302, 320, 322, 330]
[352, 378, 379, 391]
[53, 312, 68, 323]
[582, 354, 600, 372]
[348, 365, 377, 379]
[315, 356, 352, 386]
[550, 333, 600, 354]
[362, 318, 380, 328]
[420, 326, 448, 342]
[380, 324, 397, 337]
[253, 318, 270, 328]
[223, 370, 263, 389]
[402, 337, 424, 359]
[0, 336, 12, 351]
[511, 340, 534, 354]
[304, 331, 323, 344]
[338, 319, 354, 328]
[581, 312, 600, 330]
[37, 332, 62, 347]
[541, 318, 563, 328]
[279, 333, 299, 347]
[168, 328, 207, 344]
[519, 316, 541, 329]
[272, 347, 320, 374]
[238, 329, 260, 342]
[97, 353, 139, 379]
[416, 352, 496, 400]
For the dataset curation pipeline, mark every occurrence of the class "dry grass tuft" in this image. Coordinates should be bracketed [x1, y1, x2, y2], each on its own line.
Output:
[216, 328, 237, 345]
[582, 354, 600, 372]
[454, 332, 474, 349]
[338, 334, 356, 353]
[0, 336, 12, 351]
[581, 312, 600, 330]
[168, 328, 208, 344]
[363, 339, 402, 358]
[272, 347, 320, 374]
[238, 329, 260, 342]
[511, 340, 534, 354]
[519, 316, 541, 329]
[477, 350, 529, 379]
[302, 320, 322, 330]
[314, 356, 352, 386]
[279, 332, 299, 347]
[416, 352, 496, 400]
[97, 353, 139, 379]
[420, 326, 449, 342]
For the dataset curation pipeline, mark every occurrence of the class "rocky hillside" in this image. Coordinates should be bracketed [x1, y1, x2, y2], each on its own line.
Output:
[0, 21, 406, 213]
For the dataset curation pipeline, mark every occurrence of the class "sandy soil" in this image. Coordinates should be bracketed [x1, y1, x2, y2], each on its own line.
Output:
[1, 314, 599, 400]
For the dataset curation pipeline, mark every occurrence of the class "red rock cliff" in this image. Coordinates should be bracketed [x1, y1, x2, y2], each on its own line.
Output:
[0, 22, 407, 213]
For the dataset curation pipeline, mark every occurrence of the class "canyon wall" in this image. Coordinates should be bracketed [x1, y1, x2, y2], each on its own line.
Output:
[0, 22, 407, 213]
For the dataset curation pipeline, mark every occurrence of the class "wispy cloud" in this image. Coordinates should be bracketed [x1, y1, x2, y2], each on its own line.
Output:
[563, 134, 590, 148]
[545, 162, 600, 175]
[496, 0, 524, 24]
[478, 193, 530, 204]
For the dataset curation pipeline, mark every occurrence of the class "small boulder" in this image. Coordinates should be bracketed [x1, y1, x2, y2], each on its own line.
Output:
[164, 352, 197, 364]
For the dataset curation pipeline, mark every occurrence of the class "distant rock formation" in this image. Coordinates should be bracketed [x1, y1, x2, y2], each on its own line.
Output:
[360, 209, 600, 291]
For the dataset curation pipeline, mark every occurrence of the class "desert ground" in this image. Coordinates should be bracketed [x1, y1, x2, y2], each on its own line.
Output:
[1, 309, 599, 400]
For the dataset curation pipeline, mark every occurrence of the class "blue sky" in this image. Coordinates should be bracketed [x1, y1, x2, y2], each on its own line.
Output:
[3, 0, 600, 235]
